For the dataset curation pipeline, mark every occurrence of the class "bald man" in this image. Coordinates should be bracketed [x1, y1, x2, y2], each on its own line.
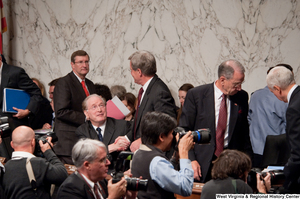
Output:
[1, 126, 68, 199]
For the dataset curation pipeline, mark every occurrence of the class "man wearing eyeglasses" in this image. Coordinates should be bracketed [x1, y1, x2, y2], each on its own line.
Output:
[53, 50, 96, 165]
[75, 94, 132, 173]
[57, 138, 136, 199]
[179, 59, 252, 183]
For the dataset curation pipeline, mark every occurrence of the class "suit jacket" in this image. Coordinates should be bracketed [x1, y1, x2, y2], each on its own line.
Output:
[53, 72, 96, 156]
[134, 74, 177, 139]
[75, 118, 132, 169]
[0, 63, 43, 128]
[56, 172, 108, 199]
[284, 86, 300, 193]
[179, 83, 252, 182]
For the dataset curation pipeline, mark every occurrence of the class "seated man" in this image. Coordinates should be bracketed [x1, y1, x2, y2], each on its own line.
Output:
[1, 126, 68, 198]
[76, 94, 132, 170]
[131, 111, 195, 198]
[56, 138, 135, 199]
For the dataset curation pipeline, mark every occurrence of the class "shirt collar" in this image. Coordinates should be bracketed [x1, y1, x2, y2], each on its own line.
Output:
[142, 76, 154, 93]
[11, 151, 36, 160]
[214, 81, 224, 99]
[287, 85, 298, 103]
[73, 71, 85, 82]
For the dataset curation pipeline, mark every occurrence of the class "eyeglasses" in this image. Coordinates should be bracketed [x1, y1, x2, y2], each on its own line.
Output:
[88, 104, 105, 111]
[74, 61, 90, 65]
[99, 154, 112, 164]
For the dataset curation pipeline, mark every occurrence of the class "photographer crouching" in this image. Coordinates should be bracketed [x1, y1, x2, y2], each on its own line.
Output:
[131, 111, 195, 198]
[1, 126, 68, 198]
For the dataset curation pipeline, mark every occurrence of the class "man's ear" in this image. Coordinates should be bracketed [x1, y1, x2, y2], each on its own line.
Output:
[273, 85, 281, 93]
[84, 110, 89, 120]
[159, 134, 165, 142]
[83, 161, 90, 170]
[137, 68, 142, 77]
[10, 141, 14, 149]
[219, 76, 226, 85]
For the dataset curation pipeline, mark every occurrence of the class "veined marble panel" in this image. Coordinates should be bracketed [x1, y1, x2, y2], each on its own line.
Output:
[2, 0, 300, 106]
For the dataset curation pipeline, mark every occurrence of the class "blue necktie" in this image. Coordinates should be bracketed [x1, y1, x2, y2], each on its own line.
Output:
[96, 127, 103, 141]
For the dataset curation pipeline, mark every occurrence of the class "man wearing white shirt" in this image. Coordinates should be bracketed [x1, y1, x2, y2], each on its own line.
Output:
[75, 94, 132, 172]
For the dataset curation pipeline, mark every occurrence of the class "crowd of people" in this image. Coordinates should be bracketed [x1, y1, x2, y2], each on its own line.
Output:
[0, 49, 299, 198]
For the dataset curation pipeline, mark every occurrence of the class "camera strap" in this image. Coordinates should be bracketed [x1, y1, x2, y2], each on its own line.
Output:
[26, 157, 38, 199]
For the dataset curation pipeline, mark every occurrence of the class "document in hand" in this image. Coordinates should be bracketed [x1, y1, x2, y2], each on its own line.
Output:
[106, 96, 130, 119]
[2, 88, 30, 113]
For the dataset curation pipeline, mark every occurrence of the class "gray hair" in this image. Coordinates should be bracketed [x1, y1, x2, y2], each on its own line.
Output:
[82, 94, 106, 111]
[128, 50, 157, 76]
[72, 138, 107, 169]
[218, 59, 245, 79]
[267, 66, 295, 90]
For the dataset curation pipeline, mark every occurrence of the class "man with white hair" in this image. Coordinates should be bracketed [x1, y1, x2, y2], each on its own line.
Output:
[1, 126, 68, 198]
[57, 138, 135, 199]
[267, 66, 300, 193]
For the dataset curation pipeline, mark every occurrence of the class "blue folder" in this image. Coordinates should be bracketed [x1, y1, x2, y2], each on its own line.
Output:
[2, 88, 30, 113]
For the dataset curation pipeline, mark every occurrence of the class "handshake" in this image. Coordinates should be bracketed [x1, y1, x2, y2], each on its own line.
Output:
[108, 136, 131, 153]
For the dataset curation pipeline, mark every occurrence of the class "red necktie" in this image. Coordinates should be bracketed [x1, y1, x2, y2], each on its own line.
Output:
[93, 184, 101, 199]
[215, 94, 227, 157]
[133, 87, 144, 140]
[81, 81, 89, 96]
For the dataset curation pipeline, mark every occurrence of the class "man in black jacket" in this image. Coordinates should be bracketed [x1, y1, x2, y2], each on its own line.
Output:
[1, 126, 68, 198]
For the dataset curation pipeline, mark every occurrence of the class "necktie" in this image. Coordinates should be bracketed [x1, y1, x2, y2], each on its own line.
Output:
[96, 127, 103, 142]
[81, 81, 89, 96]
[93, 184, 101, 199]
[215, 94, 227, 157]
[133, 87, 144, 140]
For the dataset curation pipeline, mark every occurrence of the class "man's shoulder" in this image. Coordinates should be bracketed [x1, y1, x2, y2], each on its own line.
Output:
[76, 121, 92, 132]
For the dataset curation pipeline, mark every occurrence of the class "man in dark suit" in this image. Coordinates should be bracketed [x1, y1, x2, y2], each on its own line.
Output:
[267, 66, 300, 193]
[180, 59, 252, 183]
[128, 50, 177, 152]
[56, 139, 135, 199]
[75, 94, 132, 170]
[53, 50, 96, 164]
[0, 54, 43, 158]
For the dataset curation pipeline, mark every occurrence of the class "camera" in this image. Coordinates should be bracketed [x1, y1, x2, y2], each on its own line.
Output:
[173, 127, 211, 144]
[112, 151, 148, 191]
[34, 130, 57, 157]
[247, 168, 285, 192]
[0, 116, 11, 138]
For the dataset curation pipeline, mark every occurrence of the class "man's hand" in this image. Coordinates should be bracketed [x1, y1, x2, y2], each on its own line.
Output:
[178, 131, 194, 159]
[191, 160, 202, 181]
[39, 137, 53, 153]
[42, 123, 52, 129]
[256, 173, 271, 193]
[107, 178, 126, 199]
[108, 136, 130, 153]
[13, 108, 30, 119]
[0, 135, 2, 144]
[130, 138, 141, 152]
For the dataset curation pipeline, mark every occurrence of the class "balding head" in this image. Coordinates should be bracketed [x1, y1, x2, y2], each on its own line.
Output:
[11, 126, 35, 153]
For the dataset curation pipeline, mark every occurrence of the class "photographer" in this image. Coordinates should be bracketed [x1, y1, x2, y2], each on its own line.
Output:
[57, 138, 137, 199]
[131, 111, 195, 198]
[1, 126, 68, 198]
[201, 149, 271, 198]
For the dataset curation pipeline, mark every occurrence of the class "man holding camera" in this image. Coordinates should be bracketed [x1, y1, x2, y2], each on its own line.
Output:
[57, 138, 137, 199]
[131, 111, 194, 198]
[1, 126, 68, 198]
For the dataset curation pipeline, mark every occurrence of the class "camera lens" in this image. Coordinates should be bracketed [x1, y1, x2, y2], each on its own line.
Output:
[125, 177, 148, 191]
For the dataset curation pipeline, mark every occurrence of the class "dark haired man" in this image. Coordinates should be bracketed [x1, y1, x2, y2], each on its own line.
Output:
[180, 59, 252, 183]
[131, 111, 194, 198]
[53, 50, 96, 164]
[128, 50, 177, 152]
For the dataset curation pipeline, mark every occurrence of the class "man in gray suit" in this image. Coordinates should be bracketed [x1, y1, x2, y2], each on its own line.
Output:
[128, 50, 177, 152]
[53, 50, 96, 164]
[75, 94, 132, 170]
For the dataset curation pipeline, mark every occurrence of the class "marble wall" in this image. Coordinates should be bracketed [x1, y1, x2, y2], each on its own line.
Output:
[2, 0, 300, 106]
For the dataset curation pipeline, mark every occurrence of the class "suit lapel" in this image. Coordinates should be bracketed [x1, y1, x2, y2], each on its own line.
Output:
[135, 75, 157, 132]
[228, 97, 239, 143]
[69, 72, 86, 97]
[88, 121, 99, 140]
[103, 118, 114, 145]
[204, 83, 216, 137]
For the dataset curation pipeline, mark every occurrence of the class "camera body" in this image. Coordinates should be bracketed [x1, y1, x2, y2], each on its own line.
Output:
[247, 168, 285, 192]
[34, 131, 57, 157]
[111, 151, 148, 191]
[0, 116, 11, 138]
